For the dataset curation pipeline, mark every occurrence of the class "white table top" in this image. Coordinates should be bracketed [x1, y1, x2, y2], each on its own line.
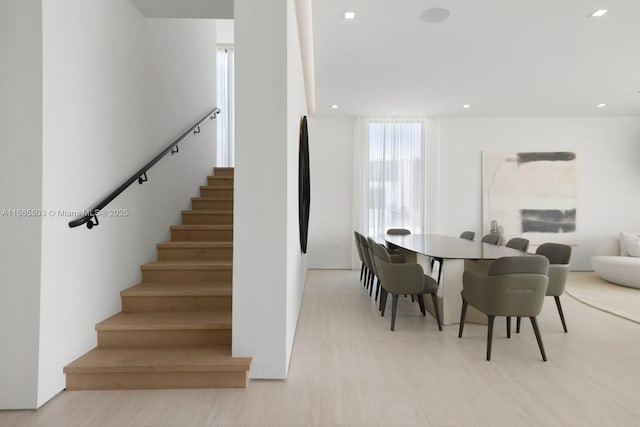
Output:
[385, 234, 528, 260]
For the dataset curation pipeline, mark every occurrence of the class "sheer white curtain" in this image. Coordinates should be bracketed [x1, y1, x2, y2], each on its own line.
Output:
[365, 118, 425, 236]
[354, 118, 426, 236]
[352, 117, 439, 268]
[216, 47, 234, 167]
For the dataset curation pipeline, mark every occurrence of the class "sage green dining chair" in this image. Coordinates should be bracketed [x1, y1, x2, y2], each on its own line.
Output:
[356, 233, 376, 292]
[459, 231, 475, 241]
[386, 228, 411, 236]
[371, 242, 442, 331]
[354, 231, 367, 282]
[516, 242, 572, 333]
[459, 255, 549, 361]
[506, 237, 530, 252]
[367, 236, 404, 300]
[386, 228, 410, 255]
[481, 233, 500, 245]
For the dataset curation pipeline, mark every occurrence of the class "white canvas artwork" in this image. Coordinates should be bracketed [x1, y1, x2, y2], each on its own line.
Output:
[482, 151, 577, 246]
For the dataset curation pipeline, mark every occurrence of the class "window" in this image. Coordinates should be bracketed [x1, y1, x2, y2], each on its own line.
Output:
[216, 47, 234, 167]
[366, 119, 425, 236]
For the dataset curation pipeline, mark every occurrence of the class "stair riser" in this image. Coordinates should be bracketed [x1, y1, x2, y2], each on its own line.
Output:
[191, 199, 233, 210]
[200, 188, 234, 198]
[207, 177, 234, 186]
[122, 296, 232, 312]
[66, 371, 247, 390]
[213, 168, 234, 178]
[141, 269, 232, 283]
[171, 229, 233, 241]
[157, 247, 233, 261]
[98, 329, 231, 347]
[182, 214, 233, 225]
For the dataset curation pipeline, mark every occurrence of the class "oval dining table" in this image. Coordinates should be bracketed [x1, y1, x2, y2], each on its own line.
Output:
[384, 234, 529, 325]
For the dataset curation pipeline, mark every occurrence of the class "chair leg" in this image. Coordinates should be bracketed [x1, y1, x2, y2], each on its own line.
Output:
[458, 298, 468, 338]
[554, 296, 568, 333]
[516, 316, 521, 333]
[369, 274, 374, 296]
[364, 270, 369, 288]
[416, 294, 426, 315]
[380, 290, 388, 316]
[374, 279, 381, 301]
[410, 295, 415, 302]
[390, 294, 399, 331]
[506, 317, 511, 338]
[360, 263, 365, 281]
[486, 315, 495, 361]
[530, 316, 547, 361]
[431, 292, 442, 331]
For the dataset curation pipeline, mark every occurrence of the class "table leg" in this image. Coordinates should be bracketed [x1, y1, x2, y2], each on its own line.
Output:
[416, 255, 490, 326]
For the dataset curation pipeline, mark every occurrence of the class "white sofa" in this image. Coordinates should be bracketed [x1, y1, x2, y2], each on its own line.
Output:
[591, 237, 640, 289]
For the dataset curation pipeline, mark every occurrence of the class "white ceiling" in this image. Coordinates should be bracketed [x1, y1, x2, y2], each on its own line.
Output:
[311, 0, 640, 117]
[132, 0, 233, 19]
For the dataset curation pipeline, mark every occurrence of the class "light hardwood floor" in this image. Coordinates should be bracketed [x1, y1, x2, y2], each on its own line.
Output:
[3, 269, 640, 426]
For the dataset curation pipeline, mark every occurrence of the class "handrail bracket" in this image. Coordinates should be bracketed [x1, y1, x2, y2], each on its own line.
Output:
[86, 214, 99, 229]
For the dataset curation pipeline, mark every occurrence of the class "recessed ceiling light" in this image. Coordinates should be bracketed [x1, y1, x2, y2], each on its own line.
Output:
[344, 11, 355, 20]
[331, 104, 338, 109]
[590, 9, 608, 17]
[420, 7, 450, 23]
[463, 104, 471, 109]
[597, 103, 607, 107]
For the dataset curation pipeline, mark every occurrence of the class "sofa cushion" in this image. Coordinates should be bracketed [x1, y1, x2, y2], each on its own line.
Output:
[620, 232, 640, 257]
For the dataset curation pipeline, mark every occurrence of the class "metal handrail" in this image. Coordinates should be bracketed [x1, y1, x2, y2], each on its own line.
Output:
[68, 107, 221, 229]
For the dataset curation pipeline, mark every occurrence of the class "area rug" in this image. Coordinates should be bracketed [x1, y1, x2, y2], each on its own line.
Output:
[565, 271, 640, 324]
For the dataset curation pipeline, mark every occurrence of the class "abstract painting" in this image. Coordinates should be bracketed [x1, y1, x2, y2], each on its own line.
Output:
[482, 151, 577, 245]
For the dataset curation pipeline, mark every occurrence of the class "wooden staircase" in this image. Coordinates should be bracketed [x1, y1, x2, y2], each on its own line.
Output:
[64, 167, 251, 390]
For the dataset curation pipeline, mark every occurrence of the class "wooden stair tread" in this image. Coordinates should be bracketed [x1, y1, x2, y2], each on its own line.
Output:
[199, 185, 234, 189]
[170, 225, 232, 230]
[206, 175, 234, 180]
[121, 283, 231, 297]
[192, 196, 234, 201]
[182, 210, 233, 214]
[157, 241, 233, 249]
[96, 311, 230, 331]
[64, 347, 250, 374]
[142, 260, 232, 270]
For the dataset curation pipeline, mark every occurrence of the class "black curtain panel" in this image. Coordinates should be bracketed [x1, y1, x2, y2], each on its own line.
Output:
[298, 116, 310, 253]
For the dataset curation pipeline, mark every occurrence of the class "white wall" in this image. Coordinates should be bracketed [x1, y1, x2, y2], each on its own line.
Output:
[38, 0, 217, 406]
[0, 0, 43, 410]
[438, 117, 640, 270]
[234, 0, 288, 379]
[285, 0, 309, 370]
[233, 0, 307, 378]
[216, 19, 234, 44]
[307, 117, 354, 269]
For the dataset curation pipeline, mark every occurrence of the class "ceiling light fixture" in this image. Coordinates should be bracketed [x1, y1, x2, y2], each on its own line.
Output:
[331, 104, 339, 109]
[420, 7, 450, 23]
[590, 9, 608, 17]
[344, 11, 355, 20]
[463, 104, 471, 109]
[597, 103, 607, 107]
